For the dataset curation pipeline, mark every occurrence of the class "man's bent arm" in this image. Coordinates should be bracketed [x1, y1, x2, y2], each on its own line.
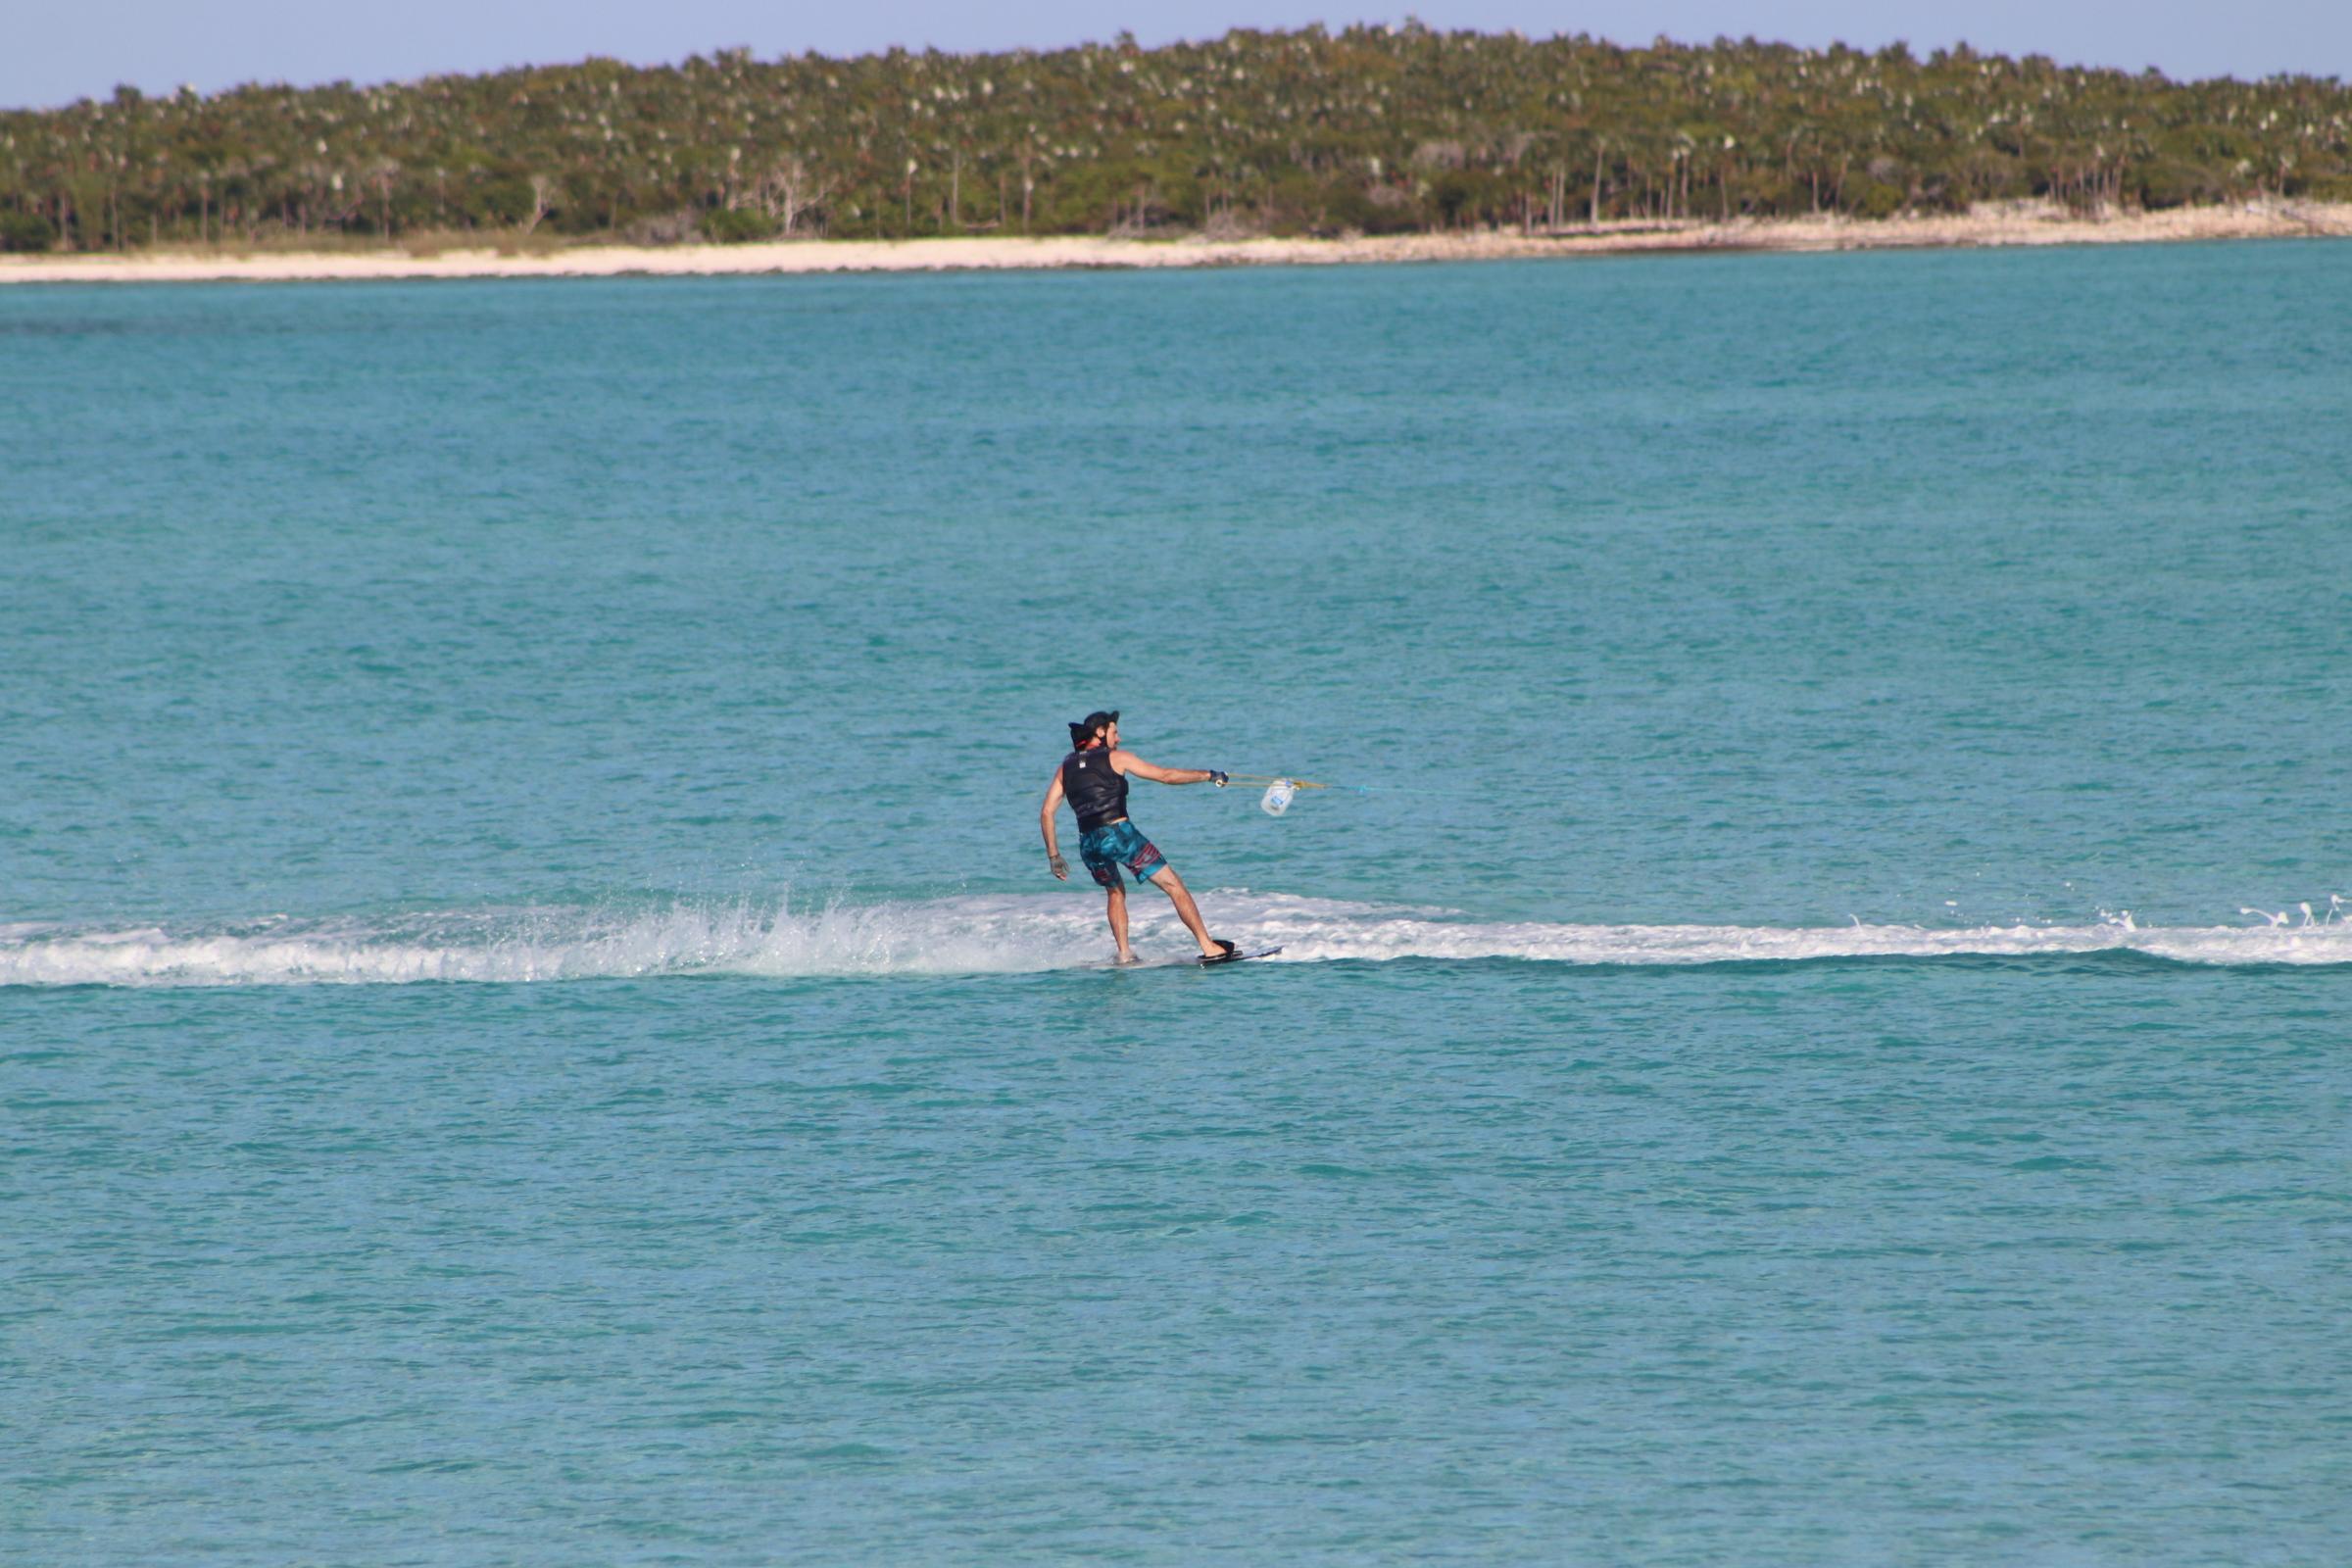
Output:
[1041, 773, 1066, 857]
[1035, 766, 1062, 879]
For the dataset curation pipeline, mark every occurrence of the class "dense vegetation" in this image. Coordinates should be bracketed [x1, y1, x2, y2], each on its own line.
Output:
[5, 24, 2349, 252]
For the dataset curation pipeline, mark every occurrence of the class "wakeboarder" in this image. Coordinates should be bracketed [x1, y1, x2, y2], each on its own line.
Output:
[1041, 710, 1238, 965]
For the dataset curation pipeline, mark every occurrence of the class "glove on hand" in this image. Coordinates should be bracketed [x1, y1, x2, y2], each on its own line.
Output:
[1208, 770, 1229, 787]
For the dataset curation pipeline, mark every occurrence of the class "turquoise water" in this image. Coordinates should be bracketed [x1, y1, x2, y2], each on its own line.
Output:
[6, 243, 2350, 1562]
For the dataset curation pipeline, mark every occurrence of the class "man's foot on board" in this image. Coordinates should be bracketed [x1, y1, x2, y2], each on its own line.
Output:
[1198, 939, 1242, 965]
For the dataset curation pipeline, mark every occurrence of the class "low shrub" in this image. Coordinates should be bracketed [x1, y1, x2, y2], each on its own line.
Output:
[2135, 160, 2226, 211]
[0, 210, 55, 253]
[701, 208, 779, 244]
[1846, 178, 1904, 220]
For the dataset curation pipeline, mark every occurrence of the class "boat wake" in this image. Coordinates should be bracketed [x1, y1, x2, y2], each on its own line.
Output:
[5, 892, 2351, 988]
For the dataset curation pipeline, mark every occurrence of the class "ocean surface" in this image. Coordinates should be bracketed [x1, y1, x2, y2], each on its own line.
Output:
[5, 241, 2350, 1563]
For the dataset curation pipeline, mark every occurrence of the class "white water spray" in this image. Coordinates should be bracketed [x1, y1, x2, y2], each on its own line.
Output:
[6, 892, 2352, 987]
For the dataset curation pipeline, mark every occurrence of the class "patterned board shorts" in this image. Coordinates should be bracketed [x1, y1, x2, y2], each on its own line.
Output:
[1078, 820, 1168, 888]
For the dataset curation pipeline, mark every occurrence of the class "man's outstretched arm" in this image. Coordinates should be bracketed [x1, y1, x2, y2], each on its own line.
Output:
[1112, 751, 1227, 787]
[1040, 772, 1070, 879]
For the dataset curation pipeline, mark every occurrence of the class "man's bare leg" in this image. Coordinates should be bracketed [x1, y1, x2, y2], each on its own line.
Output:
[1148, 865, 1221, 956]
[1105, 884, 1135, 963]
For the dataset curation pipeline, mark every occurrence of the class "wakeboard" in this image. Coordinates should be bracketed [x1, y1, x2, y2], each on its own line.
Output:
[1090, 945, 1285, 971]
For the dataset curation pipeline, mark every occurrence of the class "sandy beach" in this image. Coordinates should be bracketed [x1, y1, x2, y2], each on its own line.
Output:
[4, 200, 2347, 284]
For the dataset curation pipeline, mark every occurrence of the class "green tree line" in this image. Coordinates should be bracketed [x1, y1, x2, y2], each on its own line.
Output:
[4, 24, 2348, 253]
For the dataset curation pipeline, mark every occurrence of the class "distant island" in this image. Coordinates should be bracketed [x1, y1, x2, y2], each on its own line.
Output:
[4, 24, 2349, 262]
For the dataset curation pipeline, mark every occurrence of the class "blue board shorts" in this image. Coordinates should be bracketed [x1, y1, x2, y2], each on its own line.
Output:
[1078, 821, 1168, 888]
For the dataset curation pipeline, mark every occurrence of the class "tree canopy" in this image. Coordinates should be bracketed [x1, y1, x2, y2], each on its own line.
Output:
[4, 25, 2347, 252]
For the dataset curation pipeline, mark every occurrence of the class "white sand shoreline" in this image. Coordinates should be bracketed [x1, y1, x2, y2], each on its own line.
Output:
[4, 201, 2347, 285]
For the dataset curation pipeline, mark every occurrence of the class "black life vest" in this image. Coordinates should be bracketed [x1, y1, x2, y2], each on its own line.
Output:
[1061, 747, 1129, 832]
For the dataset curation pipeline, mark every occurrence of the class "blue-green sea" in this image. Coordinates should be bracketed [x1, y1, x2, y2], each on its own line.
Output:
[5, 241, 2350, 1564]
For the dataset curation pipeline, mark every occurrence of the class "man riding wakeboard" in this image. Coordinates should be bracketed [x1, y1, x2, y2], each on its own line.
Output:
[1041, 710, 1239, 965]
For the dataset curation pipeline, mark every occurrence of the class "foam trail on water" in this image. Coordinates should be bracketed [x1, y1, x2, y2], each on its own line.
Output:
[0, 899, 1088, 987]
[4, 893, 2350, 988]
